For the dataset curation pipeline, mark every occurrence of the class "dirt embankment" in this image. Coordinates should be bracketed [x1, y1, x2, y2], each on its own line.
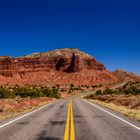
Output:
[92, 95, 140, 109]
[87, 94, 140, 121]
[0, 97, 54, 120]
[91, 94, 140, 109]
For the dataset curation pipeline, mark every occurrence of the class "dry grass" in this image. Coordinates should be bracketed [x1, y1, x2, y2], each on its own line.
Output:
[0, 97, 54, 121]
[90, 99, 140, 121]
[88, 94, 140, 109]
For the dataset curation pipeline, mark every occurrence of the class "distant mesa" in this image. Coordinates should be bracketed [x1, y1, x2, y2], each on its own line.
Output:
[0, 48, 138, 86]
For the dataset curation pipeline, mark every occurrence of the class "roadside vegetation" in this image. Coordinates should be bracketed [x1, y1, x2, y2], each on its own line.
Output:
[0, 86, 60, 99]
[67, 84, 103, 94]
[84, 81, 140, 121]
[0, 85, 60, 120]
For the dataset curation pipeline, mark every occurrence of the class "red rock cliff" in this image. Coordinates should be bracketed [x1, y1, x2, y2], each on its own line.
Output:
[0, 48, 117, 85]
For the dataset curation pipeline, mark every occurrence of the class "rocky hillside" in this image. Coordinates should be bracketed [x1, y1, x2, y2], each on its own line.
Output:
[112, 69, 140, 82]
[0, 48, 118, 86]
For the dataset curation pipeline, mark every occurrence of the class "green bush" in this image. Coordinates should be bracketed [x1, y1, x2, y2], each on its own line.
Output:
[124, 87, 140, 95]
[68, 84, 74, 94]
[73, 86, 81, 90]
[102, 88, 115, 95]
[0, 86, 15, 99]
[13, 87, 41, 98]
[95, 90, 102, 96]
[0, 86, 61, 99]
[84, 94, 94, 99]
[41, 86, 60, 99]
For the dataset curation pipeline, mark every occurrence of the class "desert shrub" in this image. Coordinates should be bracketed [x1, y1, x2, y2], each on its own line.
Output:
[68, 84, 74, 94]
[51, 86, 60, 98]
[14, 87, 38, 98]
[78, 86, 81, 90]
[56, 84, 60, 89]
[73, 87, 78, 90]
[92, 84, 103, 89]
[0, 87, 7, 99]
[28, 88, 44, 98]
[41, 87, 50, 97]
[60, 88, 66, 92]
[103, 88, 114, 95]
[85, 85, 89, 89]
[98, 84, 103, 87]
[124, 87, 140, 95]
[134, 89, 140, 95]
[73, 86, 81, 90]
[0, 86, 60, 99]
[95, 90, 102, 96]
[14, 87, 46, 98]
[41, 86, 60, 99]
[68, 89, 72, 94]
[84, 94, 94, 99]
[113, 89, 119, 94]
[92, 85, 97, 88]
[0, 86, 15, 99]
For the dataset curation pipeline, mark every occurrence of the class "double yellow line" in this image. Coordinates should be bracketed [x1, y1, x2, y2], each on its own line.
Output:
[64, 100, 75, 140]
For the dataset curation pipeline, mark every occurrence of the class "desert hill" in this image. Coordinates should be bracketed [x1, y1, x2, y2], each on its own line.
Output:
[112, 69, 140, 82]
[0, 48, 137, 86]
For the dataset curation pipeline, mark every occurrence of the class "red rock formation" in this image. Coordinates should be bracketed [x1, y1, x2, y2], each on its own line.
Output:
[0, 48, 118, 86]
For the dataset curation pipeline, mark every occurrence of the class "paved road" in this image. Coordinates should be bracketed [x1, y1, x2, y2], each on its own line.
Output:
[0, 98, 140, 140]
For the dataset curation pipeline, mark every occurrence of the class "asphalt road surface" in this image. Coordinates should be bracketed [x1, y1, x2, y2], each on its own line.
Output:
[0, 98, 140, 140]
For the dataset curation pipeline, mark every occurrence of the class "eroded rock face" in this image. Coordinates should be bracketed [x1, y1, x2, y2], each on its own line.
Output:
[0, 49, 105, 75]
[0, 48, 117, 85]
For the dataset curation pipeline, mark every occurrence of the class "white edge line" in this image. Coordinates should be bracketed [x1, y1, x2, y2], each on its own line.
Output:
[83, 100, 140, 131]
[0, 101, 56, 129]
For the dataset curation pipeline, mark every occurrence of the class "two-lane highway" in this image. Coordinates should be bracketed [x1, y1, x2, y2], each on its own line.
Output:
[0, 98, 140, 140]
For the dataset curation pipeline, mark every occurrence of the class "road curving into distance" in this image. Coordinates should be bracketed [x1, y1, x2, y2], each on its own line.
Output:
[0, 97, 140, 140]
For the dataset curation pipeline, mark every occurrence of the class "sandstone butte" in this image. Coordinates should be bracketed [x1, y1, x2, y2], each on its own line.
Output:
[0, 48, 136, 86]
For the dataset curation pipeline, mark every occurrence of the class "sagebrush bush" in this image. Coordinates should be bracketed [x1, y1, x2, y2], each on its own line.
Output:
[0, 86, 15, 99]
[95, 90, 102, 96]
[41, 86, 60, 99]
[0, 86, 60, 99]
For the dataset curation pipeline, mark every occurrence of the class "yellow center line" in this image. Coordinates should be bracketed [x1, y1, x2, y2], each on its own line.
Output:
[64, 101, 71, 140]
[70, 100, 75, 140]
[64, 100, 75, 140]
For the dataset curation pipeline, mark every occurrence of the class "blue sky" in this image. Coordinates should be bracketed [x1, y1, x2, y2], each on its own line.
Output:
[0, 0, 140, 74]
